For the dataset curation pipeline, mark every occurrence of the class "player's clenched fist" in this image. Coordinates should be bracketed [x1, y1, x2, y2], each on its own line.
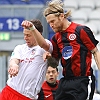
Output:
[21, 20, 36, 30]
[8, 64, 19, 78]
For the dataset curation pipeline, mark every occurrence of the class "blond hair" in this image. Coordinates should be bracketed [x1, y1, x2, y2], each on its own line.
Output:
[43, 0, 71, 18]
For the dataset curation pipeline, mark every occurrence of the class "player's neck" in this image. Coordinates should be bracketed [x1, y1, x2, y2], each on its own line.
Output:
[63, 20, 71, 30]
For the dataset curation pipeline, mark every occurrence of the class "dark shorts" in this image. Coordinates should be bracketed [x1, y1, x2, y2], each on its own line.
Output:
[55, 75, 95, 100]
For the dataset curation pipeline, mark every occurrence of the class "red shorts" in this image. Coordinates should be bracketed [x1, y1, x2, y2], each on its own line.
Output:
[0, 85, 32, 100]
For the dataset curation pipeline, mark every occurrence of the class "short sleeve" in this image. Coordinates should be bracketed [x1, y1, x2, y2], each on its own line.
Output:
[45, 39, 53, 53]
[80, 26, 99, 51]
[10, 45, 21, 60]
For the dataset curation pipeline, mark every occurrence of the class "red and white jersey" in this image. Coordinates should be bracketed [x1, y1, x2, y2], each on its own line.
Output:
[7, 39, 53, 99]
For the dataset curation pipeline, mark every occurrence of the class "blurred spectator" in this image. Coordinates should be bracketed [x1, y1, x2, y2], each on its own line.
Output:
[38, 57, 59, 100]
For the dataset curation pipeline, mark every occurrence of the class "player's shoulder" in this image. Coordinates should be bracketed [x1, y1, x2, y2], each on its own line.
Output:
[14, 44, 27, 51]
[42, 81, 48, 87]
[15, 43, 25, 48]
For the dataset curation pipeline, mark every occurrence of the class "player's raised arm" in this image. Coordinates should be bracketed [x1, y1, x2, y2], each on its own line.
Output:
[21, 20, 50, 51]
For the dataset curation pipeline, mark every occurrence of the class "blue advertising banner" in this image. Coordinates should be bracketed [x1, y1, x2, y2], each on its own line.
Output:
[0, 17, 24, 31]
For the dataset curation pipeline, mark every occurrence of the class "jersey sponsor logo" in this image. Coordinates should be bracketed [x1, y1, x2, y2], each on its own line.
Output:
[45, 94, 52, 98]
[69, 34, 76, 40]
[62, 46, 73, 60]
[20, 58, 34, 63]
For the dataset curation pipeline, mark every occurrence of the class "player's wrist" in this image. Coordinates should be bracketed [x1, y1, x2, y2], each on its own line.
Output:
[29, 25, 36, 30]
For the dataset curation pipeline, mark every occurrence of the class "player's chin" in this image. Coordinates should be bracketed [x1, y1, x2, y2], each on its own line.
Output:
[49, 79, 54, 82]
[52, 28, 58, 33]
[26, 43, 31, 47]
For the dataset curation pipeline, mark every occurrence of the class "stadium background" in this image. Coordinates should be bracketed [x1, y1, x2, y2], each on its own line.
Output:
[0, 0, 100, 93]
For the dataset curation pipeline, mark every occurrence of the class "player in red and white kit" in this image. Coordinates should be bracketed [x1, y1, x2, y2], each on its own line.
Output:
[0, 19, 53, 100]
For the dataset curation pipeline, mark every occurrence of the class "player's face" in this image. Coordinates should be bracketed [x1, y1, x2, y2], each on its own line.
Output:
[23, 29, 37, 47]
[46, 14, 64, 33]
[46, 66, 58, 84]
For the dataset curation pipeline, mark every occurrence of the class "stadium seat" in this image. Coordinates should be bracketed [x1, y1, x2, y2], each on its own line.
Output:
[63, 0, 78, 12]
[11, 0, 29, 5]
[0, 0, 10, 4]
[95, 34, 100, 43]
[95, 0, 100, 10]
[85, 22, 98, 34]
[78, 0, 95, 14]
[48, 25, 53, 32]
[88, 10, 100, 33]
[71, 10, 88, 24]
[48, 32, 55, 40]
[29, 0, 45, 5]
[10, 0, 48, 5]
[89, 10, 100, 21]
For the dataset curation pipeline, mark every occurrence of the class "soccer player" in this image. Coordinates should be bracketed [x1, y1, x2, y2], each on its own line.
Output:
[38, 57, 59, 100]
[0, 19, 52, 100]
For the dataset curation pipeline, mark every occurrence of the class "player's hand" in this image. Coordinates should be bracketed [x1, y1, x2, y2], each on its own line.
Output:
[21, 20, 33, 29]
[8, 64, 19, 78]
[43, 51, 51, 61]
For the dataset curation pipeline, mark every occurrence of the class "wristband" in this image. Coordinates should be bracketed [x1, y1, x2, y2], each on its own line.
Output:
[29, 25, 36, 30]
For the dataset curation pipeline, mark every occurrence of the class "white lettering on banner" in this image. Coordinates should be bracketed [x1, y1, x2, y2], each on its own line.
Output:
[6, 18, 19, 30]
[0, 17, 24, 31]
[0, 23, 4, 29]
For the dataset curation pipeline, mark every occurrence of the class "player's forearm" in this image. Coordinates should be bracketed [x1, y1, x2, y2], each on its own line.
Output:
[92, 48, 100, 70]
[32, 29, 50, 51]
[93, 52, 100, 69]
[9, 58, 19, 67]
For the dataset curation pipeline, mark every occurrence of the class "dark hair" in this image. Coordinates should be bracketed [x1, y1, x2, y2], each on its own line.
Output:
[47, 57, 59, 71]
[30, 19, 43, 34]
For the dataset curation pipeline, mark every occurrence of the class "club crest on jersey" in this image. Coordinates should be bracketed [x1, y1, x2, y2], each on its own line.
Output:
[31, 49, 35, 55]
[69, 34, 76, 40]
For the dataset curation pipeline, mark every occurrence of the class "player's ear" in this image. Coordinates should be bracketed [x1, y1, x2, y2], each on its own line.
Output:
[59, 13, 64, 21]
